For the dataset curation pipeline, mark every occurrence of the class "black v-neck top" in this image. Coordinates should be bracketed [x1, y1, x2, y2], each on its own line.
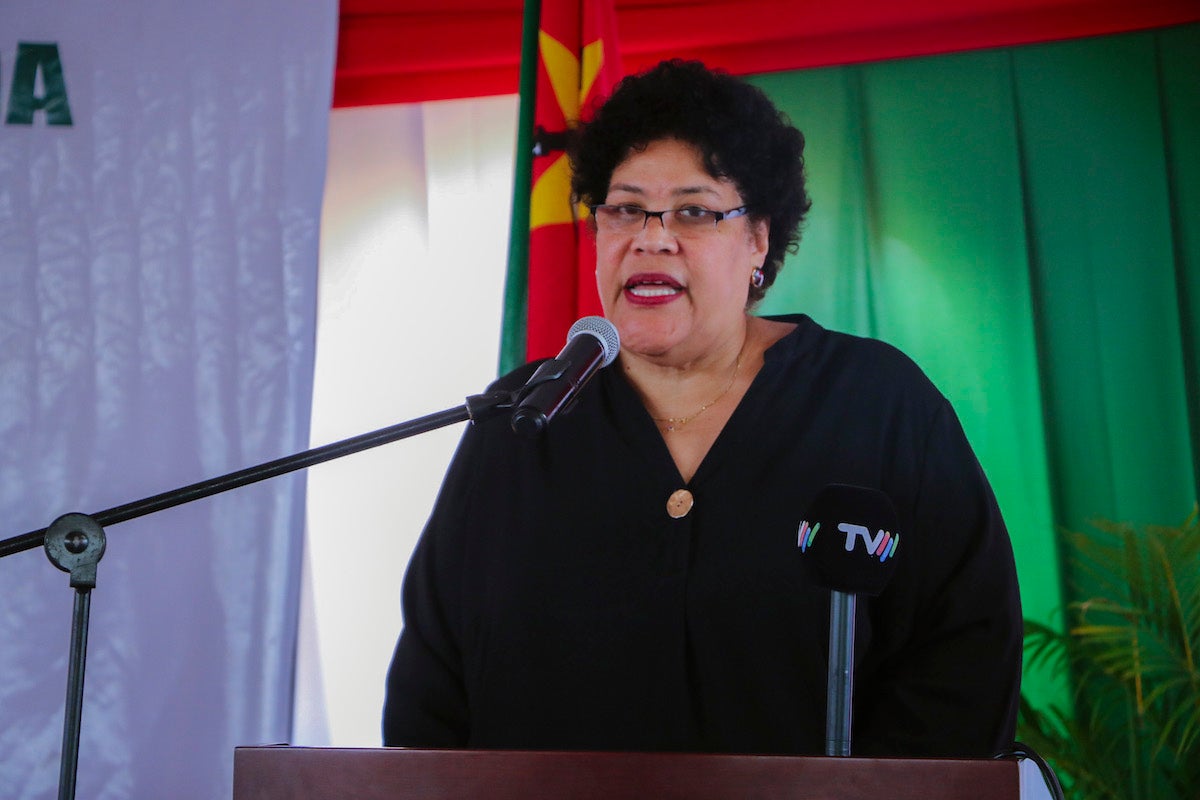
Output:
[383, 315, 1022, 757]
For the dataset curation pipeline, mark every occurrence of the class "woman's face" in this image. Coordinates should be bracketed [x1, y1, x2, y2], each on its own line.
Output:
[595, 138, 769, 364]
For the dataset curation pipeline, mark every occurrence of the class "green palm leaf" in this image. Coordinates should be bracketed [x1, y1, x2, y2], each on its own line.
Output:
[1019, 509, 1200, 800]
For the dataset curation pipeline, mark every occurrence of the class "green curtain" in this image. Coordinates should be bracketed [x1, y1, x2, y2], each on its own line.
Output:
[751, 22, 1200, 713]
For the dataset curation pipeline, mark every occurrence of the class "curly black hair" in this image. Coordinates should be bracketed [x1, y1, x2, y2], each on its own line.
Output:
[569, 59, 811, 304]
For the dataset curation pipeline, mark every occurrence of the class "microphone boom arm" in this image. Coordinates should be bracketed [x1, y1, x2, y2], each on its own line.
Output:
[0, 390, 516, 559]
[0, 386, 517, 800]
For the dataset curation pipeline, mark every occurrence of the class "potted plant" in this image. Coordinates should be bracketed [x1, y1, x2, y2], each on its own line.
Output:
[1019, 510, 1200, 800]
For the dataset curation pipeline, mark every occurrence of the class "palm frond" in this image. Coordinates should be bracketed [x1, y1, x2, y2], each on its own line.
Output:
[1018, 508, 1200, 800]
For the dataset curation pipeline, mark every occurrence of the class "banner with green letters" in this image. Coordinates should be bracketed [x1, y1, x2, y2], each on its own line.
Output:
[0, 3, 337, 798]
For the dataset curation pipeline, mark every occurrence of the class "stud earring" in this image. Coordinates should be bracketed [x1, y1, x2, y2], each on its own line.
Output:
[750, 267, 765, 289]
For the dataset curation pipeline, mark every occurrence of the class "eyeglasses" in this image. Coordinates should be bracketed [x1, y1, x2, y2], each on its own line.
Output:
[589, 204, 749, 235]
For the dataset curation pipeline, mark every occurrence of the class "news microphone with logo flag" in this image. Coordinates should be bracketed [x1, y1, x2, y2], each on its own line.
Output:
[797, 484, 901, 756]
[511, 316, 620, 437]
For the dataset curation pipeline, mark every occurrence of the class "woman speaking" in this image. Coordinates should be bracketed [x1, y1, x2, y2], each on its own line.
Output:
[382, 59, 1022, 758]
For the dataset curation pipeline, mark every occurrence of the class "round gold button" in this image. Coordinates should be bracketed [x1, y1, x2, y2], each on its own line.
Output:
[666, 488, 694, 519]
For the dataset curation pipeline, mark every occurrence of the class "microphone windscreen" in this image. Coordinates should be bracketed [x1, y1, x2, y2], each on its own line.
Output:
[797, 484, 901, 596]
[569, 316, 620, 367]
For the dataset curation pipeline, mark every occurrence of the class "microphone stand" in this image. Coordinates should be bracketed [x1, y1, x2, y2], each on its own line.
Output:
[826, 589, 856, 756]
[0, 388, 517, 800]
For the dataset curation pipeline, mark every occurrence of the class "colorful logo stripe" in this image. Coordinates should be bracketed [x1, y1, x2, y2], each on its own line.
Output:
[798, 520, 819, 552]
[880, 533, 900, 562]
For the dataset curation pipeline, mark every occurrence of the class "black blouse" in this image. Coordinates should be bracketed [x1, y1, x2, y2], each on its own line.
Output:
[383, 314, 1022, 757]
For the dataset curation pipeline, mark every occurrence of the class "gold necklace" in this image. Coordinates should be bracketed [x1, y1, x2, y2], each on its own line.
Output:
[652, 353, 743, 433]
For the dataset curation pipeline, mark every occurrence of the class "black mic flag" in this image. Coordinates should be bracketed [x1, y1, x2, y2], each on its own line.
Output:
[798, 484, 901, 757]
[511, 316, 620, 437]
[798, 484, 901, 596]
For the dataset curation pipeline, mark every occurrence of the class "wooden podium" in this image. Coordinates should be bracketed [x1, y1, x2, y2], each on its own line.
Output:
[232, 746, 1019, 799]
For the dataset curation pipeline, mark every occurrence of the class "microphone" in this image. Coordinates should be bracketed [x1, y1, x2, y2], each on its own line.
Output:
[510, 316, 620, 437]
[797, 484, 901, 756]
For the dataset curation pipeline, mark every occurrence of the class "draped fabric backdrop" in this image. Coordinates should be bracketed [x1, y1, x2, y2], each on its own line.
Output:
[749, 23, 1200, 709]
[0, 1, 1195, 793]
[296, 96, 514, 747]
[0, 2, 336, 798]
[325, 14, 1199, 724]
[334, 0, 1200, 106]
[302, 16, 1198, 742]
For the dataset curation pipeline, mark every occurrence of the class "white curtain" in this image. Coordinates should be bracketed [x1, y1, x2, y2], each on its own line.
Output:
[295, 95, 517, 747]
[0, 2, 336, 798]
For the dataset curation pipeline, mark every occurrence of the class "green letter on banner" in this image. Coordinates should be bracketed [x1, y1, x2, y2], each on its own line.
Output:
[6, 42, 74, 126]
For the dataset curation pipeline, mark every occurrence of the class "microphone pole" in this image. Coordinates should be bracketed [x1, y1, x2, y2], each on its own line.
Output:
[797, 483, 901, 759]
[0, 387, 516, 800]
[826, 589, 855, 757]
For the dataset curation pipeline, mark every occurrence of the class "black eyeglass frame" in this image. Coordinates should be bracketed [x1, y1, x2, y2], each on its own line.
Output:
[588, 204, 750, 231]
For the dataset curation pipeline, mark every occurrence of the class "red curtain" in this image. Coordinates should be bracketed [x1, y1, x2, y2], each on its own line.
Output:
[334, 0, 1200, 107]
